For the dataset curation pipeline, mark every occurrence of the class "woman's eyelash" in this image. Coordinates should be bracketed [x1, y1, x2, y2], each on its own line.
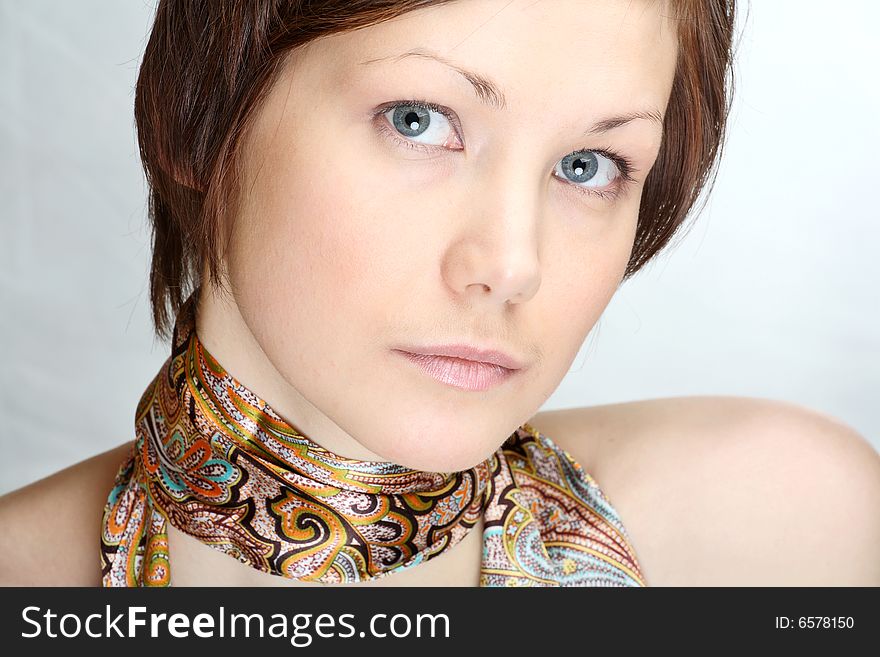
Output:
[373, 98, 458, 131]
[373, 99, 638, 201]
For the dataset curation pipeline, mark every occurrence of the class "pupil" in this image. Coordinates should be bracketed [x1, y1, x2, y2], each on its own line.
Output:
[570, 155, 596, 180]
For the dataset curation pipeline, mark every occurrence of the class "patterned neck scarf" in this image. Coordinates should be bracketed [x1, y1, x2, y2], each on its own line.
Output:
[101, 289, 647, 587]
[102, 289, 493, 586]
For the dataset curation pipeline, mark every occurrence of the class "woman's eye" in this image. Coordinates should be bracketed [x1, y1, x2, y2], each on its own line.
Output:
[553, 150, 625, 200]
[379, 101, 462, 151]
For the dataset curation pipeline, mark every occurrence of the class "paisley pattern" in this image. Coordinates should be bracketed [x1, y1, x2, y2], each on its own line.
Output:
[101, 290, 646, 587]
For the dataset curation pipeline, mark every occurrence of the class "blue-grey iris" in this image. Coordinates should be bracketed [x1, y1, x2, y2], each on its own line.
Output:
[392, 105, 431, 137]
[561, 151, 599, 182]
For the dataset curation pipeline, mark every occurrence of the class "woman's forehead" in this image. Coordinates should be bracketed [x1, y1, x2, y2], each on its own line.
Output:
[292, 0, 678, 121]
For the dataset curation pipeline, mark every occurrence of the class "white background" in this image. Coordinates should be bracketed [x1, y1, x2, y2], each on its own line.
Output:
[1, 1, 878, 495]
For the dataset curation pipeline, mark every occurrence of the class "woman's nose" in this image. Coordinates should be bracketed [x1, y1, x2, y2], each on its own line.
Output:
[442, 164, 545, 306]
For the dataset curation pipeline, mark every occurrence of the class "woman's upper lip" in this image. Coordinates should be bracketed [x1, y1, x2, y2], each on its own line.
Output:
[393, 344, 525, 370]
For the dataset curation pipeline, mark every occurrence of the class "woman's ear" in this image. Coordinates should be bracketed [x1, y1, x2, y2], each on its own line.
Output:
[168, 163, 205, 194]
[173, 172, 204, 193]
[155, 144, 206, 193]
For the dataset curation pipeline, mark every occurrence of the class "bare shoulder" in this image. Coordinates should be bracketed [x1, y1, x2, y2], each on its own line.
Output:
[530, 396, 880, 586]
[0, 441, 134, 586]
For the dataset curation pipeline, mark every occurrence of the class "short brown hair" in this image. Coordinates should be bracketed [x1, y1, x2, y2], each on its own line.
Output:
[134, 0, 738, 340]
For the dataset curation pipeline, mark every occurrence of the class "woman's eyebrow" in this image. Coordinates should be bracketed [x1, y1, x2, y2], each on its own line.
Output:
[359, 48, 508, 110]
[358, 47, 664, 136]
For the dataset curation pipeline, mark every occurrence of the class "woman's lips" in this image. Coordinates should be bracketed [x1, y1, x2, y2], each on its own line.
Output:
[394, 350, 518, 391]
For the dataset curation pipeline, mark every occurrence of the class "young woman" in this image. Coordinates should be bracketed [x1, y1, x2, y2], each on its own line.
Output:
[2, 0, 878, 587]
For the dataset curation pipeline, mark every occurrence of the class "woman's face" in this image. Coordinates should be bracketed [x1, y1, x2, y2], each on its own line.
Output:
[205, 0, 678, 472]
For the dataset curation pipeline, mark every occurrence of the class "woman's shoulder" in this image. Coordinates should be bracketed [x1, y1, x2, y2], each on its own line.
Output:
[0, 441, 133, 586]
[530, 395, 880, 586]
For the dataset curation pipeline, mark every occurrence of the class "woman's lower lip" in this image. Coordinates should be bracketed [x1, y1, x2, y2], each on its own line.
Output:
[394, 350, 518, 391]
